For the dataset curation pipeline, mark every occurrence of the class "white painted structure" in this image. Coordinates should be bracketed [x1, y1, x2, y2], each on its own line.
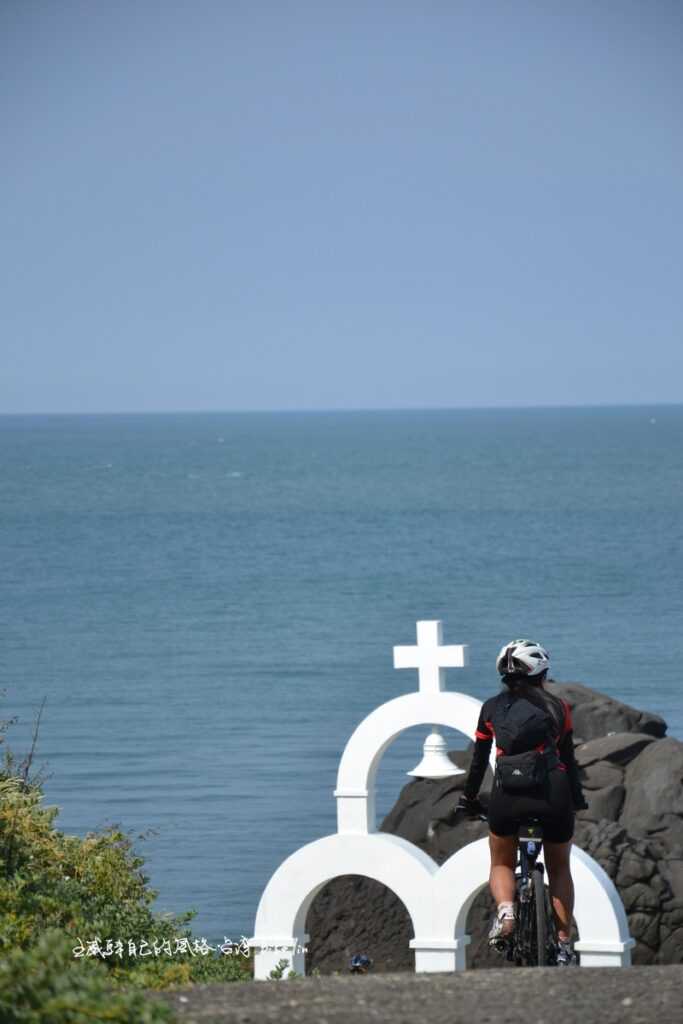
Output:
[249, 621, 634, 977]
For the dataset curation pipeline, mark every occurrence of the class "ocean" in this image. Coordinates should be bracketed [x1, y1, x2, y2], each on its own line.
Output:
[2, 406, 682, 943]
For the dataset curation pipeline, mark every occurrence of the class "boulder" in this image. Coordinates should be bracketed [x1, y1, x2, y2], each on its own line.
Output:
[621, 739, 683, 839]
[558, 820, 681, 964]
[580, 760, 623, 790]
[575, 733, 655, 768]
[628, 910, 661, 949]
[579, 783, 625, 823]
[305, 682, 682, 972]
[544, 681, 667, 742]
[662, 859, 683, 901]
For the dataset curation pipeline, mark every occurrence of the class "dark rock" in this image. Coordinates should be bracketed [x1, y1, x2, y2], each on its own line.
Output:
[621, 882, 664, 913]
[659, 902, 683, 930]
[446, 747, 478, 772]
[621, 739, 683, 838]
[629, 911, 661, 949]
[306, 683, 682, 972]
[660, 929, 683, 963]
[573, 820, 676, 965]
[580, 784, 625, 823]
[580, 761, 623, 790]
[617, 849, 656, 888]
[544, 681, 667, 741]
[303, 873, 414, 975]
[575, 733, 655, 767]
[661, 860, 683, 901]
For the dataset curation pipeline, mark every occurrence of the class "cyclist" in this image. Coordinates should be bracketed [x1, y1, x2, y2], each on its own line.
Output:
[458, 639, 588, 966]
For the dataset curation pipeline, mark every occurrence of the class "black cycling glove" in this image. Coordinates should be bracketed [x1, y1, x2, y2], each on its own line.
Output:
[457, 794, 484, 818]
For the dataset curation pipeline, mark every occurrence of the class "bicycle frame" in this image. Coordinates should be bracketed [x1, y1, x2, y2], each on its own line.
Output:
[511, 820, 557, 966]
[452, 804, 558, 966]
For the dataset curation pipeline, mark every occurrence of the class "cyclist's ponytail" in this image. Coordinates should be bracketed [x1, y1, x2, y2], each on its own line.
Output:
[512, 675, 565, 739]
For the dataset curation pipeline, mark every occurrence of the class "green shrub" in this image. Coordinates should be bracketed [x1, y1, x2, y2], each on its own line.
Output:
[0, 928, 174, 1024]
[0, 698, 254, 1022]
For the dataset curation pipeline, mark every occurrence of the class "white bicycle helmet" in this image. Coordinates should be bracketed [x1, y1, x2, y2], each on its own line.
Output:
[496, 638, 550, 677]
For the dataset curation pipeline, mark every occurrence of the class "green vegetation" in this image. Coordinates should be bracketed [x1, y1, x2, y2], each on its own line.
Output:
[0, 697, 254, 1023]
[0, 930, 174, 1024]
[268, 958, 305, 980]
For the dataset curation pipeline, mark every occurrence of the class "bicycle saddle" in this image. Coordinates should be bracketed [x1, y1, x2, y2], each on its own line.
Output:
[518, 819, 544, 845]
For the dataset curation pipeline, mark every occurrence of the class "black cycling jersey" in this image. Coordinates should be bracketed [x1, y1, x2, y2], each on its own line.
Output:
[463, 685, 586, 812]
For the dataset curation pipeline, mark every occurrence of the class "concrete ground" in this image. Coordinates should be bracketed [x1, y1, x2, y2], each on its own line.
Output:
[150, 965, 683, 1024]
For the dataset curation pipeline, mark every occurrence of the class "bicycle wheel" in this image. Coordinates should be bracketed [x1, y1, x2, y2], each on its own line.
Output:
[533, 865, 547, 966]
[513, 884, 531, 966]
[544, 882, 559, 965]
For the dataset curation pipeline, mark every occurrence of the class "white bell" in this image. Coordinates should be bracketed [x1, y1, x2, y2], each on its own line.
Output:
[407, 726, 465, 779]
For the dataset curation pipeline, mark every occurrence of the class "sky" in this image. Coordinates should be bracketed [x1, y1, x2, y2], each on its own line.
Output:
[2, 1, 682, 414]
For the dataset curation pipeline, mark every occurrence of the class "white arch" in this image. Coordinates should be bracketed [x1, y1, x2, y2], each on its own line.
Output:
[249, 622, 634, 976]
[571, 845, 635, 964]
[249, 833, 634, 977]
[248, 832, 438, 979]
[334, 691, 494, 833]
[434, 837, 634, 968]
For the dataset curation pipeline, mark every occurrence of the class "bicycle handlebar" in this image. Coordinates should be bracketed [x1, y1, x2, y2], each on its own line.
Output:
[452, 803, 488, 822]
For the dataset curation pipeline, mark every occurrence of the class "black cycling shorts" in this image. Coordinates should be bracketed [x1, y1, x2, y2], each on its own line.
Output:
[487, 766, 574, 844]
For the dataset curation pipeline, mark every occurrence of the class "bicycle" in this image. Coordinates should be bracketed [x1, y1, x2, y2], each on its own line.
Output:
[447, 804, 558, 967]
[490, 818, 558, 967]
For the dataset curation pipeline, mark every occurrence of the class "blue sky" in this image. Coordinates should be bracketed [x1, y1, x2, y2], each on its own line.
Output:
[2, 1, 682, 413]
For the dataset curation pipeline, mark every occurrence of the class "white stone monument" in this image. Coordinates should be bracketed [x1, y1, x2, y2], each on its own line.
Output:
[248, 621, 634, 977]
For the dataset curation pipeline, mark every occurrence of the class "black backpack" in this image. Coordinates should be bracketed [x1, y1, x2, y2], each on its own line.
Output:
[492, 694, 560, 792]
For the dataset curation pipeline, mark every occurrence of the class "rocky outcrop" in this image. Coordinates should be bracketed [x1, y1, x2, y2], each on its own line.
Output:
[543, 681, 666, 744]
[305, 682, 682, 972]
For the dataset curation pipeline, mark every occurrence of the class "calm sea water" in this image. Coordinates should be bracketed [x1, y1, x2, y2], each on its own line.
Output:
[2, 407, 682, 943]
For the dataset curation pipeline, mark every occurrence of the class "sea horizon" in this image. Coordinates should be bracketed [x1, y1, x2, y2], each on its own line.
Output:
[2, 398, 683, 418]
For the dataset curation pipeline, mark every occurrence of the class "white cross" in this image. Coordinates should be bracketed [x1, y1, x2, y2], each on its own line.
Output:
[393, 620, 469, 694]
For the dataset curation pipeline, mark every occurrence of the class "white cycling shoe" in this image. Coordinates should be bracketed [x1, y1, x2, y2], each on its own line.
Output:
[488, 902, 515, 946]
[555, 939, 577, 966]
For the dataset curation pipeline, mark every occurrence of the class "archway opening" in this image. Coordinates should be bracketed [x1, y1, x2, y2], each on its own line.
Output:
[304, 874, 414, 974]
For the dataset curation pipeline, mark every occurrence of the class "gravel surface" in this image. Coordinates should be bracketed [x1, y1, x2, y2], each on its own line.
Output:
[150, 966, 683, 1024]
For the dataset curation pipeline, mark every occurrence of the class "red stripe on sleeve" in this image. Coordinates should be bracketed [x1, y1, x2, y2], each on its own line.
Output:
[475, 719, 494, 741]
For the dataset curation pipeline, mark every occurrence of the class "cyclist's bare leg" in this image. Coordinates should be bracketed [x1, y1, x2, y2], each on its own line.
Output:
[489, 831, 517, 935]
[544, 839, 574, 941]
